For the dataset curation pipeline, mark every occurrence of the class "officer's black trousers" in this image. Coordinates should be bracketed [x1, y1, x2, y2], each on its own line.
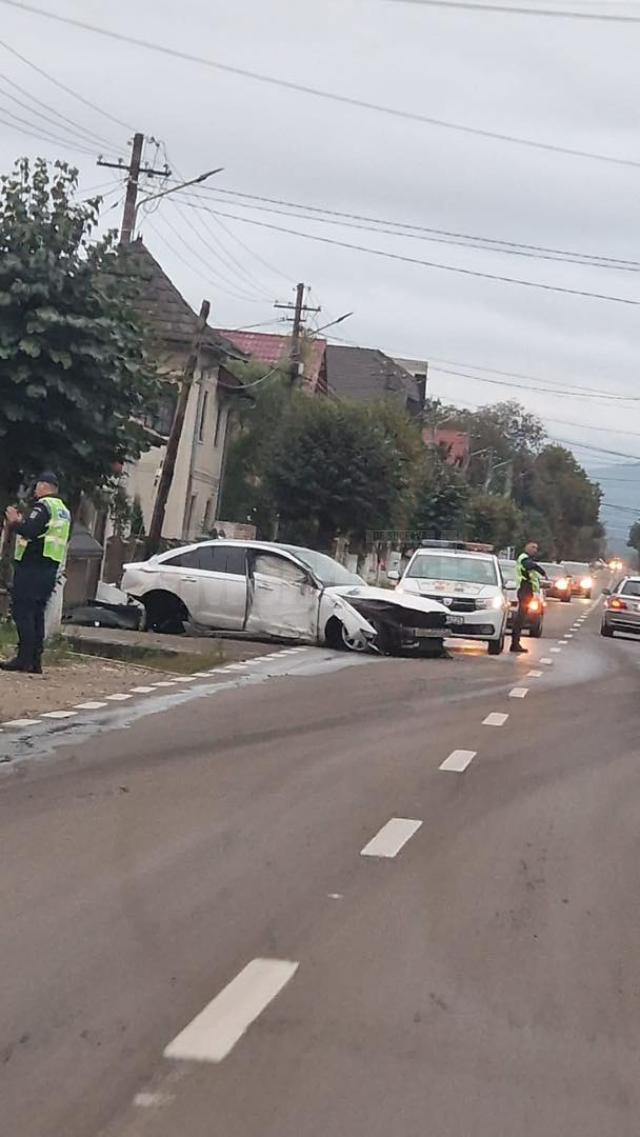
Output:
[11, 562, 58, 668]
[510, 586, 533, 647]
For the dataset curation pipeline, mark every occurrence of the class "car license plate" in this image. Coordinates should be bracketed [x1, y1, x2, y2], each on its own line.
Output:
[411, 628, 442, 638]
[447, 615, 464, 626]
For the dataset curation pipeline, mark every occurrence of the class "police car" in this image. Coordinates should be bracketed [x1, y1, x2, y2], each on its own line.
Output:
[389, 541, 509, 655]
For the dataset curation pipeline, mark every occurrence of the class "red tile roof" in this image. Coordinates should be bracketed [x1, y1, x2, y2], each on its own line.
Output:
[218, 331, 327, 392]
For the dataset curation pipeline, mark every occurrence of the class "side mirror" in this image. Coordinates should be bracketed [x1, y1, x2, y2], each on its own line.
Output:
[602, 587, 611, 596]
[387, 569, 400, 582]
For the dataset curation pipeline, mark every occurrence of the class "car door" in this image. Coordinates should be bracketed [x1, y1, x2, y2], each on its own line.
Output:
[157, 548, 205, 620]
[246, 551, 319, 640]
[194, 544, 248, 630]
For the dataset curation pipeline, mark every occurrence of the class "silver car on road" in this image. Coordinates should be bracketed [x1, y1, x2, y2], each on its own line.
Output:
[601, 576, 640, 638]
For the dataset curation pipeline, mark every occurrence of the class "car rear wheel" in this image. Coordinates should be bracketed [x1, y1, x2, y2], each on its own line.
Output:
[143, 591, 189, 635]
[600, 622, 614, 638]
[488, 633, 505, 656]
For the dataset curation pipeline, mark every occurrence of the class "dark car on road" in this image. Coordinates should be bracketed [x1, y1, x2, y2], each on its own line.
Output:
[564, 562, 594, 599]
[540, 563, 572, 603]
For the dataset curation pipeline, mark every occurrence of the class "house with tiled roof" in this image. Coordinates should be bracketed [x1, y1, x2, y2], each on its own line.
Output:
[325, 345, 423, 413]
[117, 241, 247, 541]
[218, 330, 328, 395]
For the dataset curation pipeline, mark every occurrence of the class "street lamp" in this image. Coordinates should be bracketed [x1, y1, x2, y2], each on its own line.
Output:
[133, 168, 224, 237]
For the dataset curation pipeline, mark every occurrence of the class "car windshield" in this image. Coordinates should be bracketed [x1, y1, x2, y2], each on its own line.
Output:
[541, 563, 569, 579]
[283, 546, 364, 587]
[499, 561, 517, 585]
[407, 554, 498, 585]
[620, 579, 640, 597]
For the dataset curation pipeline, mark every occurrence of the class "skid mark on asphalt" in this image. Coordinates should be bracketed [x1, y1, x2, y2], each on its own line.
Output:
[164, 958, 299, 1064]
[360, 817, 423, 857]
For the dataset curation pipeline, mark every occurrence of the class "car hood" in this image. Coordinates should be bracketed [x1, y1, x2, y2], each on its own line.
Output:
[400, 579, 499, 599]
[328, 584, 450, 615]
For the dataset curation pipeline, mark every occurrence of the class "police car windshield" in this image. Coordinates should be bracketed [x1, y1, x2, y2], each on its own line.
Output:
[407, 554, 498, 585]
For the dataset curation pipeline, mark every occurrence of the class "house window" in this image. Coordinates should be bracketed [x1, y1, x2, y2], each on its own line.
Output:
[214, 403, 224, 447]
[198, 390, 209, 443]
[144, 391, 176, 438]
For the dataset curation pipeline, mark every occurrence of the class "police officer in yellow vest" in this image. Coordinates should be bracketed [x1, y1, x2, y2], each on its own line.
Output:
[2, 472, 70, 674]
[510, 540, 548, 654]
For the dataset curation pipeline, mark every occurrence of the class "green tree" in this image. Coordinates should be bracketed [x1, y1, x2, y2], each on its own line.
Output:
[412, 449, 469, 540]
[529, 445, 602, 559]
[0, 158, 161, 514]
[465, 492, 526, 550]
[627, 520, 640, 567]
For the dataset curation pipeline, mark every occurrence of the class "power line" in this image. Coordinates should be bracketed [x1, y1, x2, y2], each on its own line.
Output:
[429, 364, 640, 401]
[0, 104, 98, 154]
[0, 36, 133, 133]
[0, 78, 112, 151]
[183, 204, 640, 306]
[186, 186, 640, 272]
[387, 0, 640, 22]
[2, 1, 639, 169]
[0, 70, 117, 150]
[146, 212, 268, 305]
[162, 200, 272, 301]
[428, 354, 638, 399]
[550, 436, 640, 460]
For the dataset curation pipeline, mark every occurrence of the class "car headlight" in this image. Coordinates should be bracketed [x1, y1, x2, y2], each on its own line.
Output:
[581, 576, 593, 589]
[476, 596, 505, 610]
[556, 577, 568, 589]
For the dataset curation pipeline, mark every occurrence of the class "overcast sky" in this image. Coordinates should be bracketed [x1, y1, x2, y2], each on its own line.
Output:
[1, 0, 639, 520]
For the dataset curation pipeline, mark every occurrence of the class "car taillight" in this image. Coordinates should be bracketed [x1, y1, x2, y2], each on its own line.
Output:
[608, 597, 627, 610]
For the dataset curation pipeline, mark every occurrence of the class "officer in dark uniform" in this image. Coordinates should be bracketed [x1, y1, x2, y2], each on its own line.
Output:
[1, 472, 70, 674]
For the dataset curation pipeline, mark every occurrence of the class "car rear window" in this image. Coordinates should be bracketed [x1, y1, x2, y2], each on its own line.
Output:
[620, 580, 640, 597]
[542, 564, 568, 579]
[406, 554, 498, 585]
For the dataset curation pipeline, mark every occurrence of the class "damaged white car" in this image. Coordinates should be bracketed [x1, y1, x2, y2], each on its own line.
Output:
[121, 540, 452, 655]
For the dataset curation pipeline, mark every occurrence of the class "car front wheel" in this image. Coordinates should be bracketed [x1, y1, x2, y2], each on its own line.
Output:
[488, 633, 505, 656]
[529, 620, 543, 639]
[143, 591, 189, 635]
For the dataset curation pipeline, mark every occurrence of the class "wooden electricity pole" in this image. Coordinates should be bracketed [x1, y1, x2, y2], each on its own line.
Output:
[98, 132, 171, 245]
[275, 283, 320, 385]
[145, 301, 211, 557]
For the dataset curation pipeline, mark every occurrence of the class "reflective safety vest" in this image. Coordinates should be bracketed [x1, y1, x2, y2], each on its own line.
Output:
[15, 496, 71, 565]
[516, 552, 541, 594]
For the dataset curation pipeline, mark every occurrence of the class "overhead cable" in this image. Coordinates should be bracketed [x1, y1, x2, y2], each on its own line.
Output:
[1, 1, 638, 168]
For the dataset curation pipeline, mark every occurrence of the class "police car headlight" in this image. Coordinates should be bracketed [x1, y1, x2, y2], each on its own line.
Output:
[476, 597, 504, 610]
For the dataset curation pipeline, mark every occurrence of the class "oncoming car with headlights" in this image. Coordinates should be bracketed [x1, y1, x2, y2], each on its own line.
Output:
[564, 562, 594, 599]
[540, 563, 573, 603]
[391, 541, 508, 655]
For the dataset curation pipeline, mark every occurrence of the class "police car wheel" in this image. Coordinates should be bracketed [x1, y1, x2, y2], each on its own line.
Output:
[487, 633, 505, 656]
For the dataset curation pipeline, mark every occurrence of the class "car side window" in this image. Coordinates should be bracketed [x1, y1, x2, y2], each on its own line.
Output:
[254, 553, 309, 585]
[163, 549, 202, 569]
[197, 545, 234, 573]
[224, 547, 247, 576]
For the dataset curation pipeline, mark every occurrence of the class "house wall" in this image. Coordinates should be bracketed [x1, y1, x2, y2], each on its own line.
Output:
[124, 350, 230, 542]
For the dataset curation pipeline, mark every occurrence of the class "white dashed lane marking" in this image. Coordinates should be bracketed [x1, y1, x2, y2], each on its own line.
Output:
[164, 958, 299, 1064]
[540, 657, 553, 665]
[360, 817, 423, 857]
[130, 686, 157, 694]
[40, 710, 78, 719]
[550, 647, 562, 654]
[439, 749, 477, 773]
[3, 718, 41, 728]
[75, 701, 108, 710]
[483, 712, 509, 727]
[104, 693, 133, 702]
[509, 687, 529, 699]
[527, 670, 543, 678]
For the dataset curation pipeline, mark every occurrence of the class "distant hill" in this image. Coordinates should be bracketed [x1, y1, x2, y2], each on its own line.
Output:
[588, 462, 640, 554]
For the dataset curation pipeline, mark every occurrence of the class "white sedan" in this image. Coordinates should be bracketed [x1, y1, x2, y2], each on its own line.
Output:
[121, 540, 452, 655]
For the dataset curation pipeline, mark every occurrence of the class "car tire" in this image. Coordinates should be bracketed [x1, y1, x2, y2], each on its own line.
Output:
[600, 623, 614, 637]
[529, 620, 543, 639]
[488, 633, 505, 656]
[143, 592, 188, 635]
[585, 591, 592, 600]
[325, 617, 368, 653]
[562, 595, 571, 603]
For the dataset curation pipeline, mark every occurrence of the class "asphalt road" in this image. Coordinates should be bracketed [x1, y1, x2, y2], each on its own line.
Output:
[3, 580, 640, 1137]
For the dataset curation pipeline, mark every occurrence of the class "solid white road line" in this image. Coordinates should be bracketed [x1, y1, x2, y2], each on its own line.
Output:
[527, 669, 543, 678]
[483, 712, 509, 727]
[439, 749, 477, 773]
[40, 710, 78, 719]
[509, 687, 529, 699]
[2, 718, 41, 728]
[361, 817, 423, 857]
[164, 958, 299, 1064]
[75, 700, 109, 710]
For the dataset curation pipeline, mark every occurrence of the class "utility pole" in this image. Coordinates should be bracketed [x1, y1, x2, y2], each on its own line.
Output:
[145, 301, 211, 557]
[275, 283, 320, 385]
[97, 132, 171, 245]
